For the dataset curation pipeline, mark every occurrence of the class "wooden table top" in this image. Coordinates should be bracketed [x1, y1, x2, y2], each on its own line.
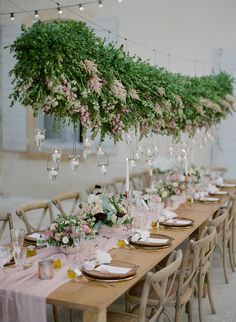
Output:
[46, 194, 231, 313]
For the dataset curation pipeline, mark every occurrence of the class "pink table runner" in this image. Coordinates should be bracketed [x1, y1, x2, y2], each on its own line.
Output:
[0, 232, 124, 322]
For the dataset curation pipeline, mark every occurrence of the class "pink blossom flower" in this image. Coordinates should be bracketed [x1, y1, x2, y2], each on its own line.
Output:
[129, 89, 140, 100]
[82, 224, 91, 234]
[88, 74, 103, 94]
[80, 60, 99, 74]
[170, 173, 178, 181]
[111, 79, 127, 102]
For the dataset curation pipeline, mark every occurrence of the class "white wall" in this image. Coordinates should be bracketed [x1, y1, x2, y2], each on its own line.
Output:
[0, 0, 235, 198]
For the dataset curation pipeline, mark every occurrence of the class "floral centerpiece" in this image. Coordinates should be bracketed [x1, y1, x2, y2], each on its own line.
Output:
[146, 172, 186, 204]
[79, 193, 132, 229]
[44, 214, 94, 249]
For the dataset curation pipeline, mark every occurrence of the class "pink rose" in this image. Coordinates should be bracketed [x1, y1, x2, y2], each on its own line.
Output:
[171, 173, 178, 181]
[55, 233, 62, 241]
[82, 224, 91, 234]
[174, 188, 181, 196]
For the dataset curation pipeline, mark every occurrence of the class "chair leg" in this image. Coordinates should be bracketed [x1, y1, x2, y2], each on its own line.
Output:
[206, 271, 216, 314]
[175, 305, 182, 322]
[52, 305, 59, 322]
[185, 300, 193, 322]
[69, 309, 74, 322]
[228, 236, 235, 272]
[223, 239, 229, 284]
[197, 274, 204, 322]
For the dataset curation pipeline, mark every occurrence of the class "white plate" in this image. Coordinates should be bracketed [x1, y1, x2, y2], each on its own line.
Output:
[199, 197, 220, 202]
[209, 191, 228, 195]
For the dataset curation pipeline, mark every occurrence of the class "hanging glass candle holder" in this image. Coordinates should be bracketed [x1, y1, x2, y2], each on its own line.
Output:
[69, 154, 80, 172]
[69, 129, 80, 172]
[51, 146, 62, 164]
[153, 146, 159, 156]
[47, 154, 59, 181]
[98, 152, 109, 175]
[34, 129, 46, 151]
[146, 145, 154, 158]
[83, 135, 92, 159]
[97, 145, 104, 157]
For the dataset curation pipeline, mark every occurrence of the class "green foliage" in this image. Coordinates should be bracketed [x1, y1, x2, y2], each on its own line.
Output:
[8, 20, 235, 141]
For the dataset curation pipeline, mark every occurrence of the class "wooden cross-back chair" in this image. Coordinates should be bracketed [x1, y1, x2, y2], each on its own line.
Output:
[52, 192, 80, 215]
[16, 201, 54, 234]
[192, 226, 217, 322]
[126, 239, 196, 322]
[0, 212, 14, 243]
[107, 249, 183, 322]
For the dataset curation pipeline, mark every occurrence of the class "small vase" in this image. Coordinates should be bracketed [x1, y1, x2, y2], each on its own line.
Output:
[58, 246, 77, 255]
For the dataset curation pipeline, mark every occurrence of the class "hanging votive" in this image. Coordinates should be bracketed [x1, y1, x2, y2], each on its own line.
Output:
[51, 146, 62, 164]
[146, 146, 154, 158]
[83, 135, 92, 159]
[97, 145, 104, 157]
[69, 155, 80, 172]
[47, 154, 59, 181]
[98, 152, 109, 175]
[34, 129, 46, 151]
[153, 146, 159, 156]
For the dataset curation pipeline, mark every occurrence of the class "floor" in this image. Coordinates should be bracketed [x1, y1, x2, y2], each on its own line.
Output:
[1, 195, 236, 322]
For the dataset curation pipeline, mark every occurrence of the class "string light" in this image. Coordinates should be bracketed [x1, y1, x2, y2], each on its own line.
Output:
[10, 12, 15, 21]
[57, 3, 63, 15]
[1, 0, 235, 71]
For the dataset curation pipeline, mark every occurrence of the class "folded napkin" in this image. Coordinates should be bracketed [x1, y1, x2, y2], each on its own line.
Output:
[214, 177, 224, 186]
[131, 229, 150, 242]
[96, 249, 112, 265]
[167, 219, 192, 225]
[206, 184, 219, 194]
[158, 210, 177, 223]
[95, 264, 131, 275]
[194, 191, 208, 200]
[139, 237, 169, 244]
[83, 260, 96, 271]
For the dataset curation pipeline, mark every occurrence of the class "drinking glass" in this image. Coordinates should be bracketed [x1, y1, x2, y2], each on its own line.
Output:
[0, 246, 11, 272]
[13, 247, 27, 269]
[11, 229, 25, 248]
[71, 226, 85, 265]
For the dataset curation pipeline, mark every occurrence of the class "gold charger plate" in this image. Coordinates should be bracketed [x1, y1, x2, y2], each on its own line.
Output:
[82, 260, 137, 281]
[129, 233, 173, 249]
[159, 217, 194, 228]
[83, 275, 136, 283]
[198, 197, 220, 203]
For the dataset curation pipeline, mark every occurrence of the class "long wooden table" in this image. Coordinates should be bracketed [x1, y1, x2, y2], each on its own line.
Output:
[47, 194, 231, 322]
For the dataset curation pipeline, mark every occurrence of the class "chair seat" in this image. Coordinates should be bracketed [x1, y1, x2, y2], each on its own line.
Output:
[107, 311, 149, 322]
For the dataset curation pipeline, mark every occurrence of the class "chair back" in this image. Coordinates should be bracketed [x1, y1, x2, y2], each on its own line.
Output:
[209, 208, 228, 239]
[16, 201, 53, 234]
[52, 192, 80, 215]
[176, 239, 196, 305]
[0, 212, 14, 243]
[192, 226, 216, 274]
[138, 249, 183, 322]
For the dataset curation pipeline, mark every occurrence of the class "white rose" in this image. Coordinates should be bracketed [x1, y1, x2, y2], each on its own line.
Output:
[62, 236, 69, 244]
[88, 194, 100, 204]
[111, 214, 117, 223]
[161, 191, 168, 198]
[172, 182, 178, 188]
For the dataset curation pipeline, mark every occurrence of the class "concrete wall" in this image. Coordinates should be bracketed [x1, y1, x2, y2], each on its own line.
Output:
[0, 0, 235, 199]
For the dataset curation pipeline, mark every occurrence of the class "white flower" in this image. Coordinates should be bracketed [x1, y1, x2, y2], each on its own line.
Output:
[161, 191, 168, 198]
[111, 214, 117, 223]
[88, 194, 100, 204]
[172, 182, 178, 188]
[62, 236, 69, 244]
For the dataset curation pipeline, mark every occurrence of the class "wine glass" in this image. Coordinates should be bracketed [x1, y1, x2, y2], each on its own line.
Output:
[0, 246, 11, 273]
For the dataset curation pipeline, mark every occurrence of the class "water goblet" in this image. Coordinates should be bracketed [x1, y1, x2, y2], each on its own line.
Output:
[13, 247, 27, 269]
[11, 228, 25, 248]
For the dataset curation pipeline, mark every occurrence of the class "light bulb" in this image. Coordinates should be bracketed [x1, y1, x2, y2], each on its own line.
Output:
[10, 13, 15, 21]
[98, 0, 103, 8]
[79, 4, 84, 10]
[34, 10, 39, 18]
